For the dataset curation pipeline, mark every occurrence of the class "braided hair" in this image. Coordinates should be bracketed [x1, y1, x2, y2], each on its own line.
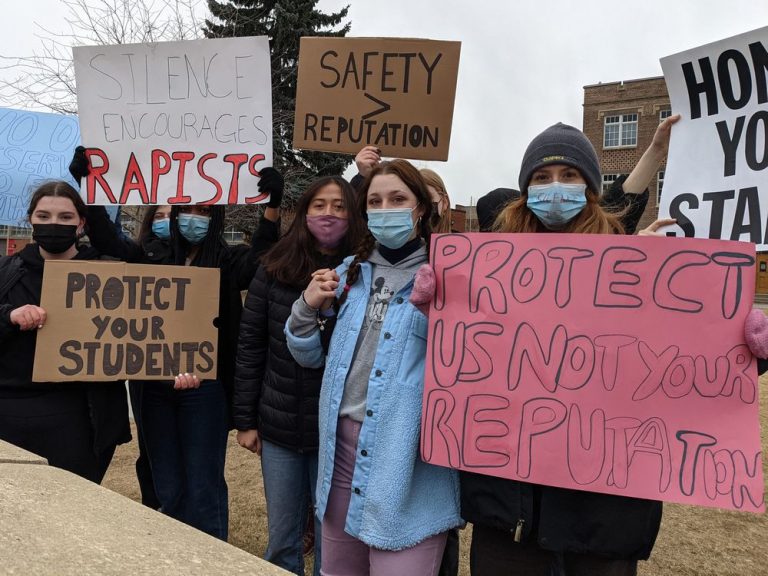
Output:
[336, 159, 433, 310]
[169, 205, 228, 267]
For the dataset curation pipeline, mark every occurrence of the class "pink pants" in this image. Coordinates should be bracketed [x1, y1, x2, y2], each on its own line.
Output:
[320, 417, 448, 576]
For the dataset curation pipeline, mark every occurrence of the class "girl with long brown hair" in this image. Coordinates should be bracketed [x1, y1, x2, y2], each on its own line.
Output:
[233, 175, 364, 575]
[285, 159, 461, 575]
[463, 122, 661, 576]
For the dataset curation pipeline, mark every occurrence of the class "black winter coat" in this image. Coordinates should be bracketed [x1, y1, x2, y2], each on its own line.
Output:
[461, 472, 662, 560]
[462, 362, 768, 559]
[0, 243, 130, 455]
[234, 264, 333, 452]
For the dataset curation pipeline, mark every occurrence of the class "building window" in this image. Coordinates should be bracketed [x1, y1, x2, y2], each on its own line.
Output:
[602, 174, 621, 195]
[0, 225, 32, 238]
[659, 109, 672, 122]
[603, 113, 638, 148]
[223, 226, 244, 244]
[656, 170, 665, 205]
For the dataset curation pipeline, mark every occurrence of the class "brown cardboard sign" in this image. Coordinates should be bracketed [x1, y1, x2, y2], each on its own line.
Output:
[293, 37, 461, 161]
[32, 261, 220, 382]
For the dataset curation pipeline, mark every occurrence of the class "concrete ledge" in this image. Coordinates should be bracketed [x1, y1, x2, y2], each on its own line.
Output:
[0, 450, 288, 575]
[0, 439, 48, 465]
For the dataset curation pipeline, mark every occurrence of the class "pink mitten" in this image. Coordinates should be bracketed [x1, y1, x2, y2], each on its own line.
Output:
[409, 264, 436, 316]
[745, 309, 768, 358]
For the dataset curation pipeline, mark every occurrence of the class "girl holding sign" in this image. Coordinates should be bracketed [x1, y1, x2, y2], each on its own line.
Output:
[233, 176, 366, 576]
[414, 118, 679, 575]
[0, 180, 130, 483]
[286, 160, 461, 576]
[77, 149, 285, 540]
[459, 122, 659, 576]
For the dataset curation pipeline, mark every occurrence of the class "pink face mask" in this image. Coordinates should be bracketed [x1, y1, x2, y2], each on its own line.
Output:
[306, 215, 349, 249]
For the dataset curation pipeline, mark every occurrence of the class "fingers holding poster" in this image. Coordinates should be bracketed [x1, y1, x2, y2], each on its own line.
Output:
[73, 36, 272, 205]
[421, 233, 764, 513]
[659, 26, 768, 249]
[293, 37, 461, 161]
[32, 261, 219, 382]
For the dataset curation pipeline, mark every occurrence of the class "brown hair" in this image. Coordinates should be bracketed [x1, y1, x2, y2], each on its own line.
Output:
[27, 180, 87, 219]
[261, 176, 365, 288]
[494, 186, 624, 235]
[420, 168, 452, 234]
[336, 159, 433, 310]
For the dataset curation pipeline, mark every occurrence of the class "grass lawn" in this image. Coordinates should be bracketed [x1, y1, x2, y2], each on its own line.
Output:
[102, 377, 768, 576]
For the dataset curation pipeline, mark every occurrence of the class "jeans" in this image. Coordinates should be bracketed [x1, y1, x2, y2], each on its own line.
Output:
[261, 439, 321, 576]
[141, 380, 229, 540]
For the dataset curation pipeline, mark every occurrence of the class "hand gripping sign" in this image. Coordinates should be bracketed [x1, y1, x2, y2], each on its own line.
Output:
[73, 36, 272, 206]
[33, 262, 219, 381]
[293, 37, 461, 161]
[421, 233, 763, 513]
[660, 26, 768, 250]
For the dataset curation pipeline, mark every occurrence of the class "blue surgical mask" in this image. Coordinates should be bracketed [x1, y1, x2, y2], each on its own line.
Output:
[151, 218, 170, 239]
[526, 182, 587, 230]
[367, 207, 416, 249]
[178, 214, 210, 244]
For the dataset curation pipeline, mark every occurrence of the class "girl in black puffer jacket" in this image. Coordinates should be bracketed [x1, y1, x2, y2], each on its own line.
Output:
[234, 176, 365, 576]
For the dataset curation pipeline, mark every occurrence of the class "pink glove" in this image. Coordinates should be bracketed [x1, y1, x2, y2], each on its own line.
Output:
[409, 264, 436, 317]
[745, 309, 768, 358]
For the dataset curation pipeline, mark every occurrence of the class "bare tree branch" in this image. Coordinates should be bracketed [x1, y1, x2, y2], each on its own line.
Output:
[0, 0, 204, 113]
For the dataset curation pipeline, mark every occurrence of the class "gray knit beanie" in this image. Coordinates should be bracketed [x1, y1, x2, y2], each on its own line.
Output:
[518, 123, 602, 196]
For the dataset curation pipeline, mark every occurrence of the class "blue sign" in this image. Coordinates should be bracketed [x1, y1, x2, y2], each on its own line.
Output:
[0, 107, 81, 226]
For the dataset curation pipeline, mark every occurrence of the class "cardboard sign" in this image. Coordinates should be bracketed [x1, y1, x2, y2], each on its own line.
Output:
[293, 37, 461, 161]
[421, 233, 764, 513]
[33, 261, 219, 381]
[660, 26, 768, 250]
[73, 37, 272, 206]
[0, 107, 80, 225]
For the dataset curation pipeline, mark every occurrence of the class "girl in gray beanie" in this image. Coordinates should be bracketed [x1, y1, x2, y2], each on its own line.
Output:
[495, 122, 624, 234]
[463, 122, 658, 576]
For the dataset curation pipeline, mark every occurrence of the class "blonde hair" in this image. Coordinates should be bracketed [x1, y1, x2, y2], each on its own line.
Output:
[494, 188, 624, 235]
[420, 168, 452, 234]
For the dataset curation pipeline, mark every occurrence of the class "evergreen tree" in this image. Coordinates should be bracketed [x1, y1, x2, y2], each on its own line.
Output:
[204, 0, 352, 210]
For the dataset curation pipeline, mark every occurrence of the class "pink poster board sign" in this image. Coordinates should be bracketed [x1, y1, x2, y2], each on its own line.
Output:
[420, 233, 764, 512]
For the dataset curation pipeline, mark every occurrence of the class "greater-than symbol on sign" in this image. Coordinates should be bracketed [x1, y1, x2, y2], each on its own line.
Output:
[362, 93, 391, 120]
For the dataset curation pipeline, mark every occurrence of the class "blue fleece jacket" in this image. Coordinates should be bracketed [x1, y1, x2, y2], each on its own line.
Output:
[285, 254, 462, 550]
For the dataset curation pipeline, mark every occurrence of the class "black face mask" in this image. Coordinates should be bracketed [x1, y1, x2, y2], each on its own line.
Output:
[32, 223, 78, 254]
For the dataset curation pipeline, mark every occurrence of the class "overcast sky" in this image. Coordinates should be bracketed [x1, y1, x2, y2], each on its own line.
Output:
[1, 0, 767, 206]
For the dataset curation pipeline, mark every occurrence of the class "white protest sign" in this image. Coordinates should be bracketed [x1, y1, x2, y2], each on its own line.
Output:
[73, 36, 272, 206]
[660, 26, 768, 249]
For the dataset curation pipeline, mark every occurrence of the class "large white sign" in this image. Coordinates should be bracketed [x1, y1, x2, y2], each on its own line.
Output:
[74, 37, 272, 206]
[660, 26, 768, 250]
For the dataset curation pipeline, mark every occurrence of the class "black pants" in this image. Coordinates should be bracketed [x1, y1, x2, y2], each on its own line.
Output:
[470, 525, 638, 576]
[438, 527, 460, 576]
[0, 388, 113, 483]
[128, 381, 160, 508]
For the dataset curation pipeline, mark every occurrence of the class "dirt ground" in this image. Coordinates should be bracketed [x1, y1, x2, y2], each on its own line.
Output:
[102, 378, 768, 576]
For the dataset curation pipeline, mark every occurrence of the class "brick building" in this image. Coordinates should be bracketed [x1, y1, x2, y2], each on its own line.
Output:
[582, 77, 768, 295]
[453, 205, 477, 232]
[582, 76, 671, 231]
